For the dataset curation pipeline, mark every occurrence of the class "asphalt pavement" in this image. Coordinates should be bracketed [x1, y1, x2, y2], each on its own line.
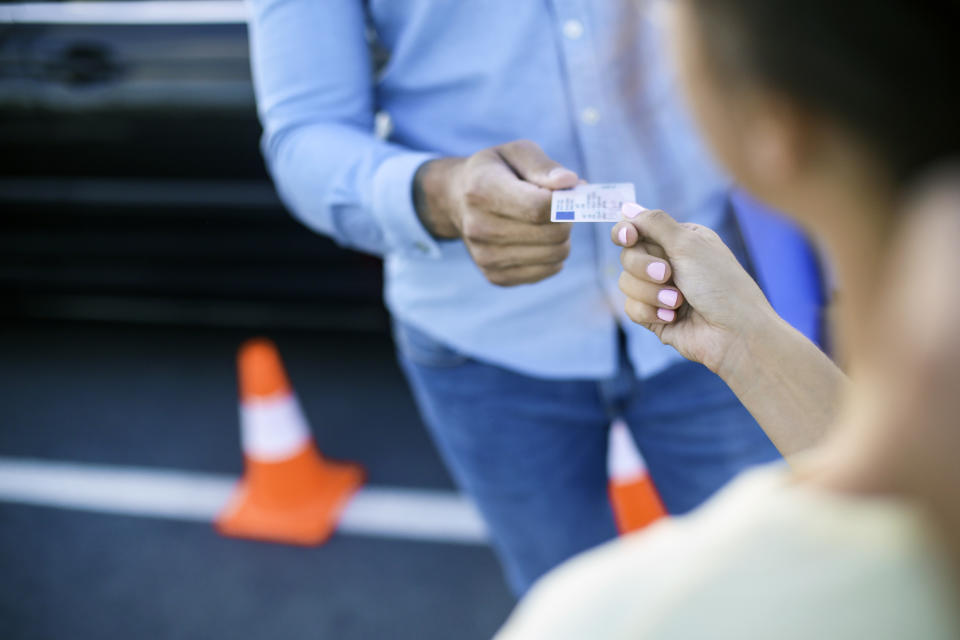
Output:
[0, 320, 514, 640]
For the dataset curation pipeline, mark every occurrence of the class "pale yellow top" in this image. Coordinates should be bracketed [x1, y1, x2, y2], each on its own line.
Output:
[496, 465, 959, 640]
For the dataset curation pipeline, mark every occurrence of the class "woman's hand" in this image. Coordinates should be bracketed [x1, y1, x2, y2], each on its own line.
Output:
[612, 203, 777, 375]
[613, 202, 846, 455]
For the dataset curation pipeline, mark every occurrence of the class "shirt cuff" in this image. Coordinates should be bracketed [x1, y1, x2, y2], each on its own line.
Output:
[371, 151, 443, 259]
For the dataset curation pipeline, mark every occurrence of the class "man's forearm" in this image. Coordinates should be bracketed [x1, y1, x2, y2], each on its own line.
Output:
[719, 313, 848, 458]
[413, 157, 465, 239]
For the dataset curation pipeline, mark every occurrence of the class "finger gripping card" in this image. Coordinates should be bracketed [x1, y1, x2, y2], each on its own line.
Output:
[551, 183, 637, 222]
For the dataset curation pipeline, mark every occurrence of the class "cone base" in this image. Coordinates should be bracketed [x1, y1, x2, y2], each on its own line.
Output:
[216, 459, 365, 546]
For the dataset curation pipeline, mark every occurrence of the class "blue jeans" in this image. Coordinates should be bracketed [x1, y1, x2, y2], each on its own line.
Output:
[394, 322, 780, 596]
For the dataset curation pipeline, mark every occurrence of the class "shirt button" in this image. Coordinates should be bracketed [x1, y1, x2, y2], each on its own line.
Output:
[581, 107, 600, 125]
[562, 19, 584, 40]
[414, 241, 430, 254]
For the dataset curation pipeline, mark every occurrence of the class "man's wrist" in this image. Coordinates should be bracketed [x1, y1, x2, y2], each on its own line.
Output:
[413, 157, 463, 240]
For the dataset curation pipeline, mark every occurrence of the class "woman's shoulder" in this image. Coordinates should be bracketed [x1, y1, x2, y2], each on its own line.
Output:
[497, 464, 959, 640]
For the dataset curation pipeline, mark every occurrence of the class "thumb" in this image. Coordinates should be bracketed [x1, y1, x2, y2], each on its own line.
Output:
[498, 139, 579, 190]
[611, 221, 641, 248]
[622, 203, 684, 252]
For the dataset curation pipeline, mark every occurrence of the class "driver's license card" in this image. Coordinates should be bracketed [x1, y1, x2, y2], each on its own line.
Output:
[550, 183, 636, 223]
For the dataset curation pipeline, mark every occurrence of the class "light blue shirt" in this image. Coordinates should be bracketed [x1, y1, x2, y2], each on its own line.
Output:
[248, 0, 730, 379]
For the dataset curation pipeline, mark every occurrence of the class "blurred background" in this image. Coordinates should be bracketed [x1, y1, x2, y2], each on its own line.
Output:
[0, 1, 514, 637]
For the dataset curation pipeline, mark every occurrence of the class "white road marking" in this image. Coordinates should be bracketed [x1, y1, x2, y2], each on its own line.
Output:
[0, 457, 489, 546]
[0, 1, 249, 25]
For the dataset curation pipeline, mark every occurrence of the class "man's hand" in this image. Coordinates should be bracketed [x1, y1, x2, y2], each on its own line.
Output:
[413, 140, 579, 286]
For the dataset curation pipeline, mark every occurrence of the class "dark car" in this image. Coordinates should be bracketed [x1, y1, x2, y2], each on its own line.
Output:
[0, 0, 387, 330]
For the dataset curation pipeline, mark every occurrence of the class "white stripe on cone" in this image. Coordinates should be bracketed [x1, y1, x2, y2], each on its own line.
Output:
[240, 393, 311, 462]
[607, 418, 647, 482]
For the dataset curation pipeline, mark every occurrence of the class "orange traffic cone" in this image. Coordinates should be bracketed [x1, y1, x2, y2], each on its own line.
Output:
[607, 419, 666, 534]
[215, 338, 365, 545]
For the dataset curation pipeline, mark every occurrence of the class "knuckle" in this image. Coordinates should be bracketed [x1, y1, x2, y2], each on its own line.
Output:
[517, 192, 550, 219]
[486, 271, 513, 287]
[674, 233, 696, 253]
[620, 248, 642, 274]
[463, 181, 488, 209]
[703, 228, 722, 245]
[618, 271, 646, 300]
[528, 206, 552, 225]
[462, 152, 488, 178]
[509, 139, 537, 153]
[512, 204, 538, 224]
[687, 223, 719, 242]
[460, 215, 478, 239]
[539, 227, 561, 244]
[539, 262, 563, 280]
[470, 148, 497, 164]
[645, 209, 669, 224]
[471, 245, 496, 268]
[524, 267, 554, 285]
[624, 299, 654, 324]
[461, 216, 491, 243]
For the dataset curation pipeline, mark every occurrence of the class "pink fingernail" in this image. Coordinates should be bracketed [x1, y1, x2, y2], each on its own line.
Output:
[658, 289, 678, 307]
[622, 202, 647, 219]
[657, 308, 676, 322]
[647, 262, 666, 281]
[618, 227, 629, 245]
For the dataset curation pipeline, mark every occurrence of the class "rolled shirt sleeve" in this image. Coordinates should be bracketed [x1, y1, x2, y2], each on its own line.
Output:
[248, 0, 442, 258]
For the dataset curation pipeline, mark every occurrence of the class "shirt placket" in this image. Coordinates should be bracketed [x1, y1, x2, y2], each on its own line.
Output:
[551, 0, 636, 318]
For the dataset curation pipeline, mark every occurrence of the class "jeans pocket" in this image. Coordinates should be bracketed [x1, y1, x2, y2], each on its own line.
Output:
[392, 320, 470, 368]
